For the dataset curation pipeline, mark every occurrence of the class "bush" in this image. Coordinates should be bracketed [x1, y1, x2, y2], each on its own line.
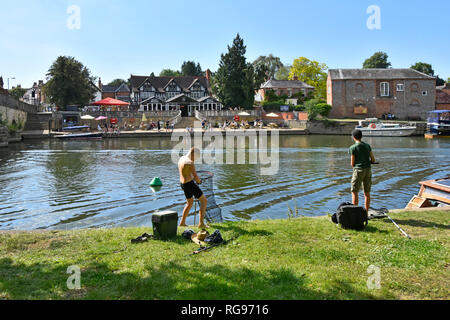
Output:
[262, 100, 285, 110]
[294, 105, 305, 112]
[305, 99, 331, 120]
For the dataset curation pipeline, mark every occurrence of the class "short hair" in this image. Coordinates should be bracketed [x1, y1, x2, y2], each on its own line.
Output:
[352, 129, 363, 140]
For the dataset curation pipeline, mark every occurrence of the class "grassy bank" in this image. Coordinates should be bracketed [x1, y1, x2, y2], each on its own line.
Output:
[0, 210, 448, 300]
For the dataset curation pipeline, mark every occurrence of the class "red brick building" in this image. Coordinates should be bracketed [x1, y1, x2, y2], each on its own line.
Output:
[327, 69, 436, 120]
[98, 79, 130, 102]
[436, 83, 450, 110]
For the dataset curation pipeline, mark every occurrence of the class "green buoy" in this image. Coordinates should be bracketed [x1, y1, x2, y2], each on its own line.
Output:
[150, 177, 163, 187]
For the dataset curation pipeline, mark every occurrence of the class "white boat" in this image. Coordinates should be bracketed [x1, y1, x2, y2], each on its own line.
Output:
[356, 118, 416, 137]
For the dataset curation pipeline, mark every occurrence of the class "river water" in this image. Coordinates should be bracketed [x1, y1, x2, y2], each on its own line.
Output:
[0, 135, 448, 230]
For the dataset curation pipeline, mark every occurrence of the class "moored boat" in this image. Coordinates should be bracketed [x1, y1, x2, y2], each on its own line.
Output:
[425, 110, 450, 139]
[406, 178, 450, 209]
[56, 132, 103, 140]
[356, 118, 416, 137]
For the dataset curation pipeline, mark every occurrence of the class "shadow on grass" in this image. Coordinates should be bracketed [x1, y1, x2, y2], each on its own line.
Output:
[362, 226, 390, 234]
[381, 219, 449, 230]
[0, 257, 378, 300]
[214, 222, 273, 237]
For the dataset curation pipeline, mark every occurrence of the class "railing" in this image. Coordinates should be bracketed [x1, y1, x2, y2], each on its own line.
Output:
[169, 111, 182, 126]
[80, 110, 180, 118]
[195, 110, 206, 121]
[196, 109, 262, 118]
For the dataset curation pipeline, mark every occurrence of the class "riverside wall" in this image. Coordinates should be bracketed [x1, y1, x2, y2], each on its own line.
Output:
[288, 120, 427, 136]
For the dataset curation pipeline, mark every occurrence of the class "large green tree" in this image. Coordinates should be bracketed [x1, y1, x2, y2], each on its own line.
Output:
[107, 79, 126, 87]
[159, 69, 181, 77]
[212, 34, 257, 109]
[43, 56, 96, 109]
[411, 62, 445, 86]
[9, 86, 26, 100]
[252, 54, 283, 80]
[289, 57, 328, 99]
[181, 61, 202, 76]
[275, 65, 291, 80]
[363, 51, 391, 69]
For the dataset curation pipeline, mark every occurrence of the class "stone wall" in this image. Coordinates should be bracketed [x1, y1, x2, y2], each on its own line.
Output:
[329, 79, 436, 120]
[289, 120, 426, 136]
[0, 126, 8, 147]
[0, 106, 28, 128]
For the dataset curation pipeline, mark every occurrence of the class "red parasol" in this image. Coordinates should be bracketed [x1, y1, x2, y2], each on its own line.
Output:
[92, 97, 130, 106]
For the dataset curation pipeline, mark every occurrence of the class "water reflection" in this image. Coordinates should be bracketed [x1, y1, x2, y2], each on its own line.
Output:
[0, 135, 448, 230]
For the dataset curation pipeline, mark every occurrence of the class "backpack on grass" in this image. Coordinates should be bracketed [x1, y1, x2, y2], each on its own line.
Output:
[332, 202, 368, 231]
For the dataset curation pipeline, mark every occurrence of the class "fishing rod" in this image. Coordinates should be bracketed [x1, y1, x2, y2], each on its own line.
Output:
[191, 235, 240, 256]
[387, 214, 411, 239]
[373, 207, 411, 239]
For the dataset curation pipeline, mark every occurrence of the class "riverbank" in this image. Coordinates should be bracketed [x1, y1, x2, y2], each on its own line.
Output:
[1, 209, 448, 300]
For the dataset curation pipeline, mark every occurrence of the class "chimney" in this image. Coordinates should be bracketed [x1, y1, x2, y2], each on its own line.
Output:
[205, 69, 211, 82]
[0, 76, 3, 88]
[293, 75, 298, 81]
[98, 78, 102, 90]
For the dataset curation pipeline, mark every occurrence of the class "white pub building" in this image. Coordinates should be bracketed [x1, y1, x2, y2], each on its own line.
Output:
[130, 73, 222, 117]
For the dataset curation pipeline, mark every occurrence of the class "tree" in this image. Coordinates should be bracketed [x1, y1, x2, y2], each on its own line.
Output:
[212, 34, 257, 109]
[9, 86, 26, 100]
[275, 65, 291, 80]
[289, 57, 328, 99]
[181, 61, 202, 76]
[411, 62, 434, 76]
[159, 69, 181, 77]
[363, 52, 391, 69]
[411, 62, 445, 85]
[304, 99, 330, 120]
[43, 56, 96, 110]
[252, 54, 284, 80]
[107, 79, 126, 87]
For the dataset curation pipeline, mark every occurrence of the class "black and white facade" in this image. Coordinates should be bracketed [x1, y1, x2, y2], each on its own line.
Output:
[130, 75, 222, 116]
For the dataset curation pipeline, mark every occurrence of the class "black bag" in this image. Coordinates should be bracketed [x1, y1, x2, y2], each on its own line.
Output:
[204, 230, 224, 244]
[332, 202, 368, 230]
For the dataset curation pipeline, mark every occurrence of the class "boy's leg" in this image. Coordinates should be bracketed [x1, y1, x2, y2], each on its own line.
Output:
[197, 195, 208, 228]
[352, 192, 359, 206]
[351, 169, 362, 206]
[363, 168, 372, 212]
[179, 198, 193, 227]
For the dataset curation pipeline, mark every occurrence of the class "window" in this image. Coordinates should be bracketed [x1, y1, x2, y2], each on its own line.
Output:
[288, 89, 292, 97]
[380, 82, 389, 97]
[422, 91, 428, 96]
[396, 84, 404, 92]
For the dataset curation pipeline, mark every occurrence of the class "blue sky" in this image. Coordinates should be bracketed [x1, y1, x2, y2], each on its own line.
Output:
[1, 0, 449, 88]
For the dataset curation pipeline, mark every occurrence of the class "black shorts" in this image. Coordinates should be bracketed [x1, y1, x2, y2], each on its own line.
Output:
[181, 180, 203, 200]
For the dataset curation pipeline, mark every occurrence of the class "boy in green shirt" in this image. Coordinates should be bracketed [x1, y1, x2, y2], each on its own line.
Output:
[349, 129, 376, 212]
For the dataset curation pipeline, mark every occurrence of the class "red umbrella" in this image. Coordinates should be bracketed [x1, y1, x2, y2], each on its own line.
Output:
[92, 97, 130, 106]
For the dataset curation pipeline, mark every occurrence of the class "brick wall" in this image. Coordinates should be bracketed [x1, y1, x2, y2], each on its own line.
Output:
[329, 78, 436, 120]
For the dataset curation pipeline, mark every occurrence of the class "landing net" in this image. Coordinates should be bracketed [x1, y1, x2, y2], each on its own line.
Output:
[196, 171, 223, 223]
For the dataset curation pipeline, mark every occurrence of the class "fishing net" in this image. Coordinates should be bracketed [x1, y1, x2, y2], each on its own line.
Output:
[195, 171, 223, 223]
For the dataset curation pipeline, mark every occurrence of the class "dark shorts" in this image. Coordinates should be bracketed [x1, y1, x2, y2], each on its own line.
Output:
[181, 180, 203, 200]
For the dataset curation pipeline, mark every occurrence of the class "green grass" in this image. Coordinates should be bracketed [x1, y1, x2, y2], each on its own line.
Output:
[0, 210, 448, 300]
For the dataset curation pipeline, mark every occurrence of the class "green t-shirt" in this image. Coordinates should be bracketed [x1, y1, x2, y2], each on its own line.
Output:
[349, 141, 372, 169]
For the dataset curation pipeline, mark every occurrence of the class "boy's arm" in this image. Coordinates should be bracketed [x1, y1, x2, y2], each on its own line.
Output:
[370, 151, 376, 164]
[191, 164, 202, 184]
[351, 155, 355, 168]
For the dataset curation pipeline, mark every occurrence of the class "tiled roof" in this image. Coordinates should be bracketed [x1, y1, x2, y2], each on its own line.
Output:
[329, 68, 436, 80]
[130, 75, 210, 93]
[436, 89, 450, 104]
[102, 83, 130, 93]
[261, 79, 315, 89]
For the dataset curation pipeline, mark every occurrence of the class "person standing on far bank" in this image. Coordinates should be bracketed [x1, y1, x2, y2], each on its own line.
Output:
[349, 129, 376, 212]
